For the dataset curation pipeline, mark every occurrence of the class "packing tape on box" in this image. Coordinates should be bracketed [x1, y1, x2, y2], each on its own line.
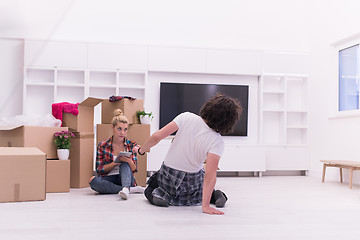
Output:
[72, 132, 95, 139]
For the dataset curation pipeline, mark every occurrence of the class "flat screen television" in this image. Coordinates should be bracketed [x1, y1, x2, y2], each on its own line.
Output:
[160, 82, 248, 136]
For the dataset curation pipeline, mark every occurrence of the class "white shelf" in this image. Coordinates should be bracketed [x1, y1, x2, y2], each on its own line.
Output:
[286, 125, 308, 129]
[26, 82, 54, 87]
[263, 90, 285, 94]
[89, 84, 117, 88]
[262, 109, 286, 112]
[118, 85, 146, 89]
[57, 83, 85, 88]
[287, 109, 307, 113]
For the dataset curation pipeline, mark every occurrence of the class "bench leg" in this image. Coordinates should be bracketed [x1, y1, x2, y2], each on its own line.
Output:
[322, 164, 326, 182]
[340, 168, 343, 183]
[349, 168, 354, 189]
[321, 163, 326, 182]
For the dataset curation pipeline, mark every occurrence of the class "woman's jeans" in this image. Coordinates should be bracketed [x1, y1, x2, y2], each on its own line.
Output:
[89, 162, 135, 194]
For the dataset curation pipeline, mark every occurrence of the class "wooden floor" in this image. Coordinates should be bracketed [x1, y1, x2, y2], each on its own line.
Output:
[1, 176, 360, 240]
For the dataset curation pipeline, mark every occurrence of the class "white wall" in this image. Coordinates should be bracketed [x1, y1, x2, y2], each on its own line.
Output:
[0, 38, 24, 118]
[308, 1, 360, 184]
[0, 0, 310, 51]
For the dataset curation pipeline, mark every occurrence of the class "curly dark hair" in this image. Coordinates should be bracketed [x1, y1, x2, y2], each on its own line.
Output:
[199, 93, 243, 134]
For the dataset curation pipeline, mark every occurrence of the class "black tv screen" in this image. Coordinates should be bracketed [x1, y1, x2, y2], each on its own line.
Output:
[160, 82, 248, 136]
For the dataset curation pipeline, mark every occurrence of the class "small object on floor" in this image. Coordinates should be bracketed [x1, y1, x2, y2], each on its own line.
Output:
[130, 186, 145, 194]
[214, 190, 227, 208]
[118, 187, 129, 200]
[152, 196, 169, 207]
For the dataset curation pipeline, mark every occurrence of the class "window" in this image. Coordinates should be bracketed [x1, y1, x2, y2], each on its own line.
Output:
[338, 44, 359, 111]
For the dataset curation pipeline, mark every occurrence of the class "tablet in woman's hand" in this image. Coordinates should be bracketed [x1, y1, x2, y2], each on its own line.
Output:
[114, 151, 131, 163]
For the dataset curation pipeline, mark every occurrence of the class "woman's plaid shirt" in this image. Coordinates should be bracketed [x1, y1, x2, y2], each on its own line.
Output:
[96, 136, 138, 177]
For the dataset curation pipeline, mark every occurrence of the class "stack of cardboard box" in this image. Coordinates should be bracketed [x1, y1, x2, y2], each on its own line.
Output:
[0, 125, 69, 202]
[0, 96, 150, 203]
[98, 98, 149, 186]
[61, 97, 102, 188]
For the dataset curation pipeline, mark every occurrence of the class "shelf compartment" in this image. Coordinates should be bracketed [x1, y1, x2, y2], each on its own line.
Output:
[262, 76, 285, 92]
[89, 87, 116, 99]
[262, 111, 285, 145]
[286, 128, 308, 145]
[286, 112, 308, 127]
[26, 69, 54, 84]
[286, 79, 308, 111]
[118, 87, 145, 100]
[118, 73, 145, 87]
[56, 86, 85, 103]
[89, 71, 117, 86]
[57, 70, 85, 84]
[263, 92, 285, 111]
[25, 85, 54, 115]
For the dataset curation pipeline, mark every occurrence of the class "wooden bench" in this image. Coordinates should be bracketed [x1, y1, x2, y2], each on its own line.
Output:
[321, 160, 360, 189]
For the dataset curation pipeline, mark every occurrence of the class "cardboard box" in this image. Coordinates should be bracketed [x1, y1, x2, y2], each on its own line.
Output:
[96, 124, 150, 186]
[135, 154, 147, 187]
[46, 160, 70, 193]
[101, 98, 144, 124]
[62, 97, 102, 132]
[96, 123, 150, 146]
[0, 126, 68, 159]
[0, 147, 46, 203]
[69, 132, 95, 188]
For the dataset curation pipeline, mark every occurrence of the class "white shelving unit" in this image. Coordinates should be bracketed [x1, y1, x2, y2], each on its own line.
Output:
[23, 67, 146, 116]
[23, 40, 147, 117]
[261, 74, 308, 146]
[260, 73, 309, 171]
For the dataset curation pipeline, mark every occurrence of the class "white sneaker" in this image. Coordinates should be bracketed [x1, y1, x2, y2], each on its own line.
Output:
[119, 187, 129, 200]
[130, 186, 145, 194]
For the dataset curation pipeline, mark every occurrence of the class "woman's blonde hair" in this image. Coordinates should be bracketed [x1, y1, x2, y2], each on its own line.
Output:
[111, 109, 129, 127]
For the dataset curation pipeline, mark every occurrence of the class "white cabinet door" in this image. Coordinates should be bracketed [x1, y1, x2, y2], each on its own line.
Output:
[263, 51, 308, 74]
[148, 46, 207, 73]
[24, 40, 87, 68]
[88, 43, 147, 70]
[219, 146, 266, 171]
[266, 146, 309, 170]
[206, 49, 263, 75]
